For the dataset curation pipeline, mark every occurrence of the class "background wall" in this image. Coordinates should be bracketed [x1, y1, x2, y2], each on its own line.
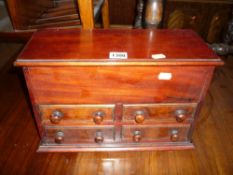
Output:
[0, 0, 13, 31]
[0, 0, 21, 70]
[1, 0, 233, 43]
[108, 0, 137, 25]
[108, 0, 233, 43]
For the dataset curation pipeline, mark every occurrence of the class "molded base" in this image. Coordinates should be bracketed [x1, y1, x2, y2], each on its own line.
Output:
[37, 142, 194, 152]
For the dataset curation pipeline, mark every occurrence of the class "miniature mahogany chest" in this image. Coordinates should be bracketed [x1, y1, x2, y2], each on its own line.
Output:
[15, 29, 223, 152]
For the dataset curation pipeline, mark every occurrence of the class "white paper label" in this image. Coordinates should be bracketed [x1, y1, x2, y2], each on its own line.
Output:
[109, 52, 128, 59]
[158, 72, 172, 80]
[152, 54, 166, 59]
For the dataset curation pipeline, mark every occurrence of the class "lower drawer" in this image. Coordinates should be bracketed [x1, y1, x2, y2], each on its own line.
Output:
[122, 125, 190, 143]
[43, 126, 115, 144]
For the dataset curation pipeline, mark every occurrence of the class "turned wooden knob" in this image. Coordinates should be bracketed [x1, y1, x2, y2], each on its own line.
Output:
[50, 110, 63, 124]
[134, 110, 145, 124]
[133, 130, 142, 142]
[93, 111, 105, 124]
[170, 129, 179, 142]
[175, 109, 187, 122]
[95, 131, 104, 143]
[55, 131, 64, 144]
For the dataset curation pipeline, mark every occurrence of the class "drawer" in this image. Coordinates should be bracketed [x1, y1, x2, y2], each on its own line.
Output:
[26, 66, 212, 104]
[122, 125, 190, 143]
[43, 126, 115, 144]
[122, 103, 197, 124]
[39, 104, 115, 125]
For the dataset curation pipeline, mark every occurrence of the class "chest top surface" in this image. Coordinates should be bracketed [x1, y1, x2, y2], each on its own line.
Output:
[15, 28, 222, 66]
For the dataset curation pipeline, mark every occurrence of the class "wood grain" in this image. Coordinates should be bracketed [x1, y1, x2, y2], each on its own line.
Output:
[121, 125, 190, 142]
[16, 29, 220, 62]
[101, 0, 110, 28]
[14, 29, 223, 152]
[77, 0, 94, 29]
[122, 103, 196, 124]
[5, 0, 109, 32]
[108, 0, 136, 25]
[44, 126, 115, 144]
[5, 0, 53, 30]
[24, 66, 212, 104]
[39, 104, 115, 125]
[0, 55, 232, 174]
[163, 0, 233, 42]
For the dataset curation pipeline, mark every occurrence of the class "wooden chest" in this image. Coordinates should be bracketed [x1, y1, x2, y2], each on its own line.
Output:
[15, 29, 223, 152]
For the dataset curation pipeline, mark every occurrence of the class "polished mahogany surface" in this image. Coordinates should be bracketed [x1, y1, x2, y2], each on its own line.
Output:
[15, 29, 221, 66]
[14, 29, 223, 152]
[25, 66, 212, 104]
[39, 104, 115, 125]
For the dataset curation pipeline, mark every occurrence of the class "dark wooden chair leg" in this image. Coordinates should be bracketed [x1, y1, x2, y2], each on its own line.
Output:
[134, 0, 144, 28]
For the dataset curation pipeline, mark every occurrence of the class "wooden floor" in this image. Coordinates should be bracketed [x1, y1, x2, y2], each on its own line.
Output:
[0, 43, 233, 175]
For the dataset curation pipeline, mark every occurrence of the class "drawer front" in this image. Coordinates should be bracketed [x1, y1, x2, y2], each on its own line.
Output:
[39, 104, 115, 125]
[44, 126, 115, 144]
[26, 66, 212, 104]
[122, 125, 190, 143]
[122, 103, 197, 124]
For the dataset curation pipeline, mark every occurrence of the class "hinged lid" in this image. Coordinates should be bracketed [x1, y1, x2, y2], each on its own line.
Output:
[15, 28, 223, 66]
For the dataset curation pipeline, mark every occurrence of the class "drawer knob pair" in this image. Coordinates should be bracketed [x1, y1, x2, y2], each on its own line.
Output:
[134, 109, 187, 123]
[93, 111, 105, 124]
[50, 110, 64, 124]
[175, 109, 187, 122]
[134, 110, 146, 124]
[132, 129, 179, 142]
[54, 131, 104, 144]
